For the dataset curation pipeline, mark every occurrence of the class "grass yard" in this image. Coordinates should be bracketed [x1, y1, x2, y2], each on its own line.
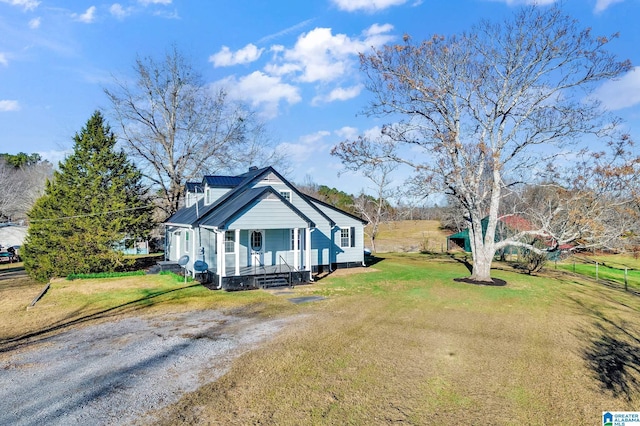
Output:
[552, 252, 640, 294]
[0, 271, 297, 350]
[2, 252, 640, 424]
[148, 253, 640, 425]
[370, 220, 449, 253]
[556, 261, 640, 293]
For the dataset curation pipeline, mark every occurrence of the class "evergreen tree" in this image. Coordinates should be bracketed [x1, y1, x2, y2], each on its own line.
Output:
[24, 111, 154, 281]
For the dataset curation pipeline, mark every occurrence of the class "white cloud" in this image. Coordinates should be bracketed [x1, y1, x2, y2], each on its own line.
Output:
[277, 131, 330, 162]
[138, 0, 172, 5]
[594, 0, 624, 13]
[593, 67, 640, 110]
[363, 125, 384, 140]
[300, 130, 331, 144]
[73, 6, 96, 23]
[216, 71, 301, 118]
[38, 149, 72, 166]
[335, 126, 359, 140]
[313, 84, 363, 105]
[331, 0, 408, 12]
[209, 44, 264, 67]
[0, 100, 20, 112]
[110, 3, 131, 19]
[28, 17, 41, 29]
[271, 24, 394, 84]
[0, 53, 8, 67]
[0, 0, 40, 11]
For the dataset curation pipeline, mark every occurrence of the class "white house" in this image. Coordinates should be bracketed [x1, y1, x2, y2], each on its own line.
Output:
[164, 166, 367, 290]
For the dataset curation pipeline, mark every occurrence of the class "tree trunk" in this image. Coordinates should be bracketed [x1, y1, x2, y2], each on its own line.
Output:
[470, 244, 494, 282]
[468, 218, 495, 282]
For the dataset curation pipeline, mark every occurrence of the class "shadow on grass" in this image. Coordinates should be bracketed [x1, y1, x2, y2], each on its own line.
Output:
[365, 255, 385, 267]
[447, 254, 473, 273]
[569, 295, 640, 401]
[584, 324, 640, 401]
[0, 283, 203, 354]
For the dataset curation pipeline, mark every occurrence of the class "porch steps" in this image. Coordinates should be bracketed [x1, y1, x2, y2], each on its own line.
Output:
[255, 273, 291, 289]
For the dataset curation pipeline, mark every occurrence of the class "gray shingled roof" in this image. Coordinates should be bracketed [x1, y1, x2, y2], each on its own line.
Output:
[199, 186, 314, 229]
[165, 166, 349, 229]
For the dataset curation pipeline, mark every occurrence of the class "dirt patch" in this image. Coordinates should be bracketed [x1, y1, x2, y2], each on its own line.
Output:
[0, 309, 297, 426]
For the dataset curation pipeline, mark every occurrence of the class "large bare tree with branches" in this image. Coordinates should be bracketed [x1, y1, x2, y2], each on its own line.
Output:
[105, 46, 285, 219]
[332, 6, 633, 282]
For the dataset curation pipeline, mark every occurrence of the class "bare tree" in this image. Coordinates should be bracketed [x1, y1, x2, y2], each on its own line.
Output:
[105, 46, 286, 219]
[353, 163, 396, 253]
[333, 6, 632, 282]
[0, 157, 52, 222]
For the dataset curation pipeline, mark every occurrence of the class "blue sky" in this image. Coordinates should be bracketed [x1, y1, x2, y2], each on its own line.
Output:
[1, 0, 640, 196]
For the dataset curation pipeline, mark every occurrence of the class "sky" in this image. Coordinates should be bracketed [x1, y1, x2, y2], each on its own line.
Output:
[1, 0, 640, 198]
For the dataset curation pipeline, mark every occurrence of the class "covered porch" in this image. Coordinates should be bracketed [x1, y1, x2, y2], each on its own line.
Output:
[204, 226, 313, 290]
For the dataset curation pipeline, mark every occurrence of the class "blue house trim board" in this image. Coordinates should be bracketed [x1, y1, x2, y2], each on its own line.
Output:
[164, 166, 367, 290]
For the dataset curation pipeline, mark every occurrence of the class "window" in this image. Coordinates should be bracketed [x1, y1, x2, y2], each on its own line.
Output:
[225, 230, 235, 253]
[251, 231, 263, 251]
[184, 230, 190, 252]
[290, 229, 300, 250]
[205, 188, 212, 205]
[340, 228, 350, 248]
[280, 190, 292, 202]
[340, 227, 356, 248]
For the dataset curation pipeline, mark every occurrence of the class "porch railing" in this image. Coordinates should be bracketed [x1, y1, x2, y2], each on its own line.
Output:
[278, 255, 304, 286]
[252, 254, 267, 283]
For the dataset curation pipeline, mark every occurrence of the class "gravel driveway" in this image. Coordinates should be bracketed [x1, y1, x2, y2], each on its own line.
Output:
[0, 309, 293, 425]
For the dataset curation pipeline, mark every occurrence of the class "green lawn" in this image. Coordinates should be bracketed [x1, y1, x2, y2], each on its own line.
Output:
[3, 254, 639, 424]
[557, 257, 640, 292]
[151, 253, 640, 425]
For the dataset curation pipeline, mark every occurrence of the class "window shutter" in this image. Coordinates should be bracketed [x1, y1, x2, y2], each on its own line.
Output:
[350, 226, 356, 247]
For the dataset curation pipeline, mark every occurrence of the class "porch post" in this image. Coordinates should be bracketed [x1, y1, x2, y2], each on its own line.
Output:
[234, 228, 240, 276]
[293, 228, 299, 270]
[217, 230, 225, 278]
[305, 228, 312, 272]
[164, 225, 168, 261]
[191, 226, 197, 278]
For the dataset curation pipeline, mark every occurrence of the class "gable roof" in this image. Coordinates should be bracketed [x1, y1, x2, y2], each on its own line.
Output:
[165, 166, 334, 228]
[199, 186, 315, 229]
[185, 182, 202, 193]
[308, 195, 368, 225]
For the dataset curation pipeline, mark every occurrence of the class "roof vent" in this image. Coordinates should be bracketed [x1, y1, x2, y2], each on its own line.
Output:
[248, 166, 258, 171]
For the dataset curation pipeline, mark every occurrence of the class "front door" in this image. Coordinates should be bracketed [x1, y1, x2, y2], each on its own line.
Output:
[250, 230, 265, 267]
